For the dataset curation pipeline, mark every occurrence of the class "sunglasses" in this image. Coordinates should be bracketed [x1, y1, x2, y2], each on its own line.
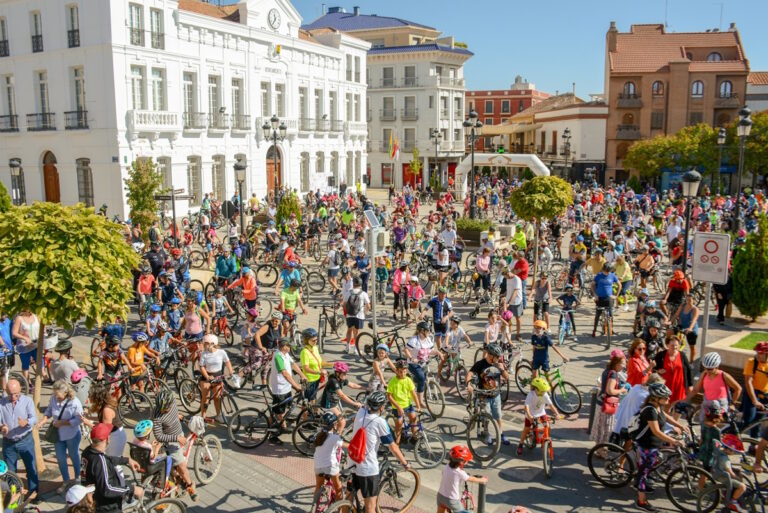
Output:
[637, 346, 646, 351]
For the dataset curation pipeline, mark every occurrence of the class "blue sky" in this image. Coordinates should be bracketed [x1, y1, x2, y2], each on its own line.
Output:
[224, 0, 768, 97]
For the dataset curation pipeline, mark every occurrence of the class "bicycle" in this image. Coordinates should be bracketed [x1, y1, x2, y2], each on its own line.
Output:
[292, 406, 355, 457]
[356, 324, 408, 365]
[555, 308, 575, 346]
[226, 387, 310, 449]
[318, 303, 346, 354]
[386, 411, 446, 469]
[595, 305, 613, 350]
[412, 355, 445, 419]
[439, 342, 471, 401]
[211, 313, 235, 346]
[177, 374, 239, 425]
[521, 416, 556, 478]
[103, 373, 154, 428]
[696, 456, 766, 513]
[472, 342, 521, 404]
[464, 388, 501, 463]
[514, 363, 581, 415]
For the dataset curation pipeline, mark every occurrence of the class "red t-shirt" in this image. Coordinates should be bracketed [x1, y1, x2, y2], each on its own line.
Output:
[513, 258, 530, 281]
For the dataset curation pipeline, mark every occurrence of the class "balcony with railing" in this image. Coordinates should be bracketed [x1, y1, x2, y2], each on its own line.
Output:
[151, 32, 164, 50]
[440, 108, 449, 118]
[380, 78, 395, 88]
[330, 119, 344, 132]
[129, 27, 144, 46]
[346, 121, 367, 135]
[715, 93, 740, 109]
[454, 110, 463, 119]
[402, 77, 418, 87]
[258, 116, 297, 133]
[616, 124, 641, 140]
[299, 117, 314, 131]
[231, 114, 250, 131]
[0, 115, 19, 132]
[379, 109, 396, 121]
[316, 118, 330, 132]
[31, 35, 43, 53]
[208, 113, 229, 130]
[432, 76, 466, 88]
[401, 108, 418, 121]
[617, 93, 642, 108]
[0, 40, 8, 57]
[129, 110, 179, 133]
[182, 112, 206, 130]
[64, 110, 88, 130]
[68, 29, 80, 48]
[27, 112, 55, 131]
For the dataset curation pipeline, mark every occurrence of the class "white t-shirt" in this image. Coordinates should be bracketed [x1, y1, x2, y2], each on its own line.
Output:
[269, 351, 294, 395]
[340, 239, 351, 254]
[666, 223, 681, 242]
[525, 390, 554, 418]
[200, 213, 210, 226]
[354, 239, 366, 254]
[436, 248, 450, 266]
[200, 349, 229, 373]
[406, 335, 434, 362]
[440, 229, 457, 248]
[327, 249, 340, 270]
[352, 290, 370, 320]
[351, 409, 393, 477]
[437, 464, 470, 500]
[445, 327, 466, 353]
[313, 432, 344, 474]
[506, 275, 523, 306]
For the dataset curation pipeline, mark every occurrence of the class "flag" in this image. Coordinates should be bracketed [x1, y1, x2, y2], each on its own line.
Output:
[388, 131, 393, 160]
[393, 136, 400, 161]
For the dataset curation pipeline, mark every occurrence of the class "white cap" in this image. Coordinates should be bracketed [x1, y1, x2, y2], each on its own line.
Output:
[66, 485, 95, 505]
[203, 334, 219, 345]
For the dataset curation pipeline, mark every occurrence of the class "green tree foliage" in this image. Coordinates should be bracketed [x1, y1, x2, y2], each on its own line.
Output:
[726, 111, 768, 181]
[521, 168, 535, 180]
[276, 191, 302, 226]
[623, 134, 677, 179]
[0, 202, 139, 470]
[410, 149, 422, 179]
[732, 214, 768, 321]
[124, 158, 164, 237]
[0, 181, 12, 213]
[627, 175, 641, 193]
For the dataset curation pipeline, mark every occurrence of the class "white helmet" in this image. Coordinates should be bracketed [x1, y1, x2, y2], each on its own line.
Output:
[701, 352, 722, 369]
[188, 415, 206, 436]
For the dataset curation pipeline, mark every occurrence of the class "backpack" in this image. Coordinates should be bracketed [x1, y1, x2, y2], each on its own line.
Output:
[149, 226, 160, 243]
[348, 423, 367, 464]
[333, 250, 342, 267]
[627, 405, 656, 441]
[346, 290, 363, 316]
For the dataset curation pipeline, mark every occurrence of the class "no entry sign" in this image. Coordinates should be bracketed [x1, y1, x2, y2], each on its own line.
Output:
[692, 232, 731, 284]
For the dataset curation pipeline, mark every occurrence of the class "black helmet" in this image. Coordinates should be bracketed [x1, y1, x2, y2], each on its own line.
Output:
[302, 328, 318, 340]
[322, 412, 338, 428]
[646, 318, 661, 329]
[216, 286, 224, 294]
[367, 391, 388, 410]
[289, 279, 301, 288]
[416, 321, 430, 332]
[486, 344, 502, 357]
[648, 383, 672, 399]
[153, 389, 174, 418]
[105, 334, 121, 348]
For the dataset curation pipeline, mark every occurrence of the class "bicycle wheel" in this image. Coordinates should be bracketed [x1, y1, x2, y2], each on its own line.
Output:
[173, 367, 192, 392]
[118, 391, 152, 428]
[514, 363, 533, 395]
[454, 364, 469, 401]
[308, 271, 326, 293]
[473, 348, 484, 364]
[189, 251, 206, 269]
[603, 315, 612, 350]
[178, 378, 201, 414]
[221, 325, 234, 346]
[376, 466, 420, 513]
[318, 317, 327, 354]
[143, 497, 187, 513]
[325, 500, 354, 513]
[257, 298, 274, 320]
[695, 483, 724, 513]
[500, 375, 511, 403]
[466, 411, 500, 462]
[542, 439, 553, 478]
[462, 286, 473, 305]
[220, 393, 238, 422]
[665, 465, 712, 513]
[1, 471, 23, 498]
[227, 407, 270, 449]
[587, 443, 635, 488]
[146, 377, 172, 398]
[90, 337, 103, 369]
[558, 320, 567, 346]
[292, 417, 320, 457]
[552, 381, 582, 415]
[193, 434, 223, 485]
[424, 379, 445, 419]
[187, 279, 205, 295]
[256, 264, 278, 287]
[331, 312, 346, 336]
[414, 431, 446, 469]
[356, 332, 378, 364]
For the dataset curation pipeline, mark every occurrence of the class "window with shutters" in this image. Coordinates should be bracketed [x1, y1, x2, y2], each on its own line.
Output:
[691, 81, 704, 98]
[76, 158, 94, 206]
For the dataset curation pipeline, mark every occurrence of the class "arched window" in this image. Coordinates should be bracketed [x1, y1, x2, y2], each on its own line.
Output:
[719, 80, 733, 98]
[622, 82, 636, 97]
[652, 81, 664, 96]
[691, 80, 704, 98]
[622, 113, 635, 125]
[211, 155, 226, 202]
[316, 152, 324, 174]
[707, 52, 722, 62]
[300, 152, 310, 192]
[187, 156, 202, 206]
[76, 158, 93, 207]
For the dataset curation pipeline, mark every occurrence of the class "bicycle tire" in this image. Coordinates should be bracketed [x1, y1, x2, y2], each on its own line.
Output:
[90, 337, 104, 369]
[308, 271, 326, 293]
[318, 317, 327, 354]
[376, 466, 420, 513]
[187, 279, 205, 294]
[695, 483, 724, 513]
[454, 364, 469, 402]
[292, 417, 320, 457]
[558, 320, 567, 346]
[325, 500, 355, 513]
[356, 332, 378, 364]
[178, 378, 201, 414]
[466, 411, 500, 462]
[219, 325, 234, 346]
[143, 497, 188, 513]
[542, 439, 553, 478]
[587, 443, 635, 488]
[603, 315, 612, 350]
[665, 465, 712, 513]
[552, 381, 582, 415]
[424, 379, 445, 419]
[193, 434, 223, 485]
[414, 431, 446, 469]
[220, 393, 238, 421]
[173, 367, 192, 392]
[514, 363, 533, 395]
[227, 407, 270, 449]
[1, 471, 24, 498]
[473, 348, 484, 365]
[332, 313, 346, 336]
[462, 286, 473, 305]
[118, 391, 152, 428]
[189, 251, 206, 269]
[147, 377, 172, 397]
[256, 264, 278, 287]
[256, 298, 273, 320]
[501, 375, 511, 403]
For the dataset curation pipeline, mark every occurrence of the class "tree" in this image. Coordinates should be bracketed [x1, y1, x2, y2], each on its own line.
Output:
[623, 134, 678, 179]
[410, 149, 422, 186]
[276, 191, 302, 226]
[0, 181, 12, 213]
[732, 214, 768, 321]
[124, 158, 165, 240]
[726, 111, 768, 187]
[0, 202, 139, 472]
[509, 176, 573, 280]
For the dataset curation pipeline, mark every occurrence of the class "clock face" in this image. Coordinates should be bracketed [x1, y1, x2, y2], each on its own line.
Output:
[268, 8, 281, 29]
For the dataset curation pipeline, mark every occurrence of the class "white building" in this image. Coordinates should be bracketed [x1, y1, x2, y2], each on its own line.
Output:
[303, 7, 471, 189]
[746, 72, 768, 113]
[0, 0, 369, 216]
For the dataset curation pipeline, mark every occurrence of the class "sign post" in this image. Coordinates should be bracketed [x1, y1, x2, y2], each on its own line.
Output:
[692, 232, 731, 355]
[364, 211, 383, 339]
[154, 188, 189, 248]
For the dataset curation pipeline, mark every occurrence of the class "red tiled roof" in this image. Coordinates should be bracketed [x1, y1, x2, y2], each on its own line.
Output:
[178, 0, 240, 22]
[609, 25, 747, 73]
[748, 72, 768, 85]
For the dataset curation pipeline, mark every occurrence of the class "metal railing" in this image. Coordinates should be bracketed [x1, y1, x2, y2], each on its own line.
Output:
[403, 76, 418, 87]
[617, 93, 642, 108]
[183, 112, 206, 129]
[401, 108, 418, 121]
[151, 32, 164, 50]
[299, 117, 314, 131]
[129, 27, 144, 46]
[31, 35, 43, 53]
[0, 115, 19, 132]
[330, 119, 344, 132]
[64, 110, 88, 129]
[380, 78, 395, 88]
[231, 114, 251, 130]
[616, 124, 641, 139]
[379, 109, 396, 121]
[208, 113, 229, 129]
[67, 29, 80, 48]
[0, 40, 8, 57]
[26, 112, 55, 131]
[402, 140, 416, 151]
[440, 109, 449, 118]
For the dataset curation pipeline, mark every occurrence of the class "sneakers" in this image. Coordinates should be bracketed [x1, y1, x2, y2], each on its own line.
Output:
[624, 304, 630, 312]
[345, 344, 352, 354]
[730, 500, 744, 512]
[516, 444, 523, 456]
[187, 485, 199, 502]
[268, 435, 283, 445]
[484, 433, 494, 445]
[501, 434, 511, 446]
[635, 500, 657, 512]
[215, 414, 226, 424]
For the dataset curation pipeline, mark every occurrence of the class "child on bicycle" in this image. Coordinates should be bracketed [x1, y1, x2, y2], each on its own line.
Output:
[137, 266, 155, 315]
[146, 304, 162, 339]
[212, 287, 235, 321]
[130, 420, 163, 462]
[439, 317, 472, 380]
[555, 284, 580, 338]
[387, 358, 421, 443]
[406, 276, 425, 320]
[531, 320, 569, 378]
[437, 445, 487, 513]
[712, 434, 747, 511]
[241, 308, 260, 363]
[368, 344, 395, 393]
[319, 362, 362, 433]
[517, 377, 561, 456]
[312, 412, 347, 506]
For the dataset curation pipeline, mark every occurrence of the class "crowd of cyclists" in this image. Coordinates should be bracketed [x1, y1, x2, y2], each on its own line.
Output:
[1, 173, 767, 513]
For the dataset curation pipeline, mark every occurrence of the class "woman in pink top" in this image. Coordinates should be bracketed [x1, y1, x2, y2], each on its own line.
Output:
[686, 352, 741, 419]
[392, 261, 410, 320]
[473, 247, 492, 300]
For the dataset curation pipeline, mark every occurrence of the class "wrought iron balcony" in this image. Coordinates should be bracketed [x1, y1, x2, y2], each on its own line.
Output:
[151, 32, 164, 50]
[27, 112, 55, 131]
[617, 93, 642, 108]
[401, 108, 418, 121]
[68, 29, 80, 48]
[64, 110, 88, 129]
[0, 115, 19, 132]
[231, 114, 251, 131]
[129, 28, 144, 46]
[616, 124, 641, 140]
[379, 109, 396, 121]
[31, 35, 43, 53]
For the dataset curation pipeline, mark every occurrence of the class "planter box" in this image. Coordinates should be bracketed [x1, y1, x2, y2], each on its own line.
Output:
[707, 332, 755, 371]
[457, 229, 484, 248]
[498, 224, 515, 238]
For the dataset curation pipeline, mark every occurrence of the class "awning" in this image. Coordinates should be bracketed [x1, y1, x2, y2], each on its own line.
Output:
[511, 122, 542, 134]
[477, 123, 519, 136]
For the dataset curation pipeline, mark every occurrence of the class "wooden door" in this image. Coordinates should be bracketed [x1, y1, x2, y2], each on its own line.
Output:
[266, 160, 281, 197]
[43, 164, 60, 203]
[402, 163, 415, 188]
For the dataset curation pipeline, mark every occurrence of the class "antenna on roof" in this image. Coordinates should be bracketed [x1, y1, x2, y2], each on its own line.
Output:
[718, 2, 723, 31]
[664, 0, 670, 29]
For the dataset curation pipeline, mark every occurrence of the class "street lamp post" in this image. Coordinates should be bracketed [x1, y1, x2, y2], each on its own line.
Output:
[681, 169, 702, 271]
[463, 111, 483, 219]
[716, 127, 726, 196]
[733, 106, 752, 234]
[262, 115, 287, 203]
[430, 129, 443, 192]
[562, 128, 572, 182]
[234, 160, 247, 236]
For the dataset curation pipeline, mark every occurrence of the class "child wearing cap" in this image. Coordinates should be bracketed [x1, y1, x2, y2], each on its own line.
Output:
[146, 305, 162, 339]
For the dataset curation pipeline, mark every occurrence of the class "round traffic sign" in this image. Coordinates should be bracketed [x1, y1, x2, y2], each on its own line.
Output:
[700, 255, 710, 263]
[704, 240, 719, 254]
[711, 256, 720, 264]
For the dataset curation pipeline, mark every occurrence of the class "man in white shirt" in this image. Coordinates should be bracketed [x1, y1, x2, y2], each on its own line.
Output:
[504, 268, 523, 340]
[343, 277, 370, 354]
[666, 219, 681, 245]
[439, 224, 457, 249]
[268, 338, 306, 444]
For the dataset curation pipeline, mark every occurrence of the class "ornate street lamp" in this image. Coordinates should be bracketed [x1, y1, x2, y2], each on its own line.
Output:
[681, 169, 702, 270]
[463, 111, 483, 219]
[234, 160, 247, 235]
[562, 128, 572, 182]
[430, 129, 443, 191]
[733, 106, 752, 234]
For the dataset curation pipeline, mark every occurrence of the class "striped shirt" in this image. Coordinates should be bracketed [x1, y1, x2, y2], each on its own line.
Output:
[152, 401, 183, 444]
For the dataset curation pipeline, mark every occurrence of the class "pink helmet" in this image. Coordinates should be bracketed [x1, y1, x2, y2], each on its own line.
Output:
[501, 311, 513, 322]
[71, 369, 88, 384]
[334, 361, 350, 373]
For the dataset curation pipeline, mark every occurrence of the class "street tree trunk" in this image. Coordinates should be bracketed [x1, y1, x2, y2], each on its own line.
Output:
[531, 218, 540, 293]
[33, 324, 47, 474]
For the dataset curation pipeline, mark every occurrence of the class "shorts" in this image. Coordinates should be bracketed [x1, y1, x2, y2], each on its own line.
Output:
[686, 331, 698, 347]
[436, 492, 464, 513]
[532, 359, 550, 372]
[524, 415, 549, 428]
[305, 380, 320, 401]
[165, 444, 185, 465]
[509, 303, 523, 318]
[392, 404, 416, 419]
[18, 349, 37, 371]
[244, 298, 257, 309]
[533, 301, 549, 316]
[315, 466, 339, 477]
[394, 242, 406, 252]
[185, 332, 204, 342]
[639, 269, 651, 279]
[346, 317, 364, 329]
[129, 374, 148, 386]
[271, 392, 293, 415]
[485, 393, 502, 421]
[328, 268, 340, 278]
[433, 322, 447, 337]
[352, 474, 380, 499]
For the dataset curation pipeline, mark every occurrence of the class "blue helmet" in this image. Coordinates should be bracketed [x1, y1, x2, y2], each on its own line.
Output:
[577, 235, 584, 242]
[0, 459, 7, 476]
[376, 343, 390, 353]
[241, 267, 251, 275]
[132, 332, 149, 343]
[134, 419, 153, 438]
[170, 297, 181, 304]
[150, 304, 162, 313]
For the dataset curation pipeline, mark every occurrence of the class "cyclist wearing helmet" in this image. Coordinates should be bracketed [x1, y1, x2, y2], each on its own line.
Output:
[444, 317, 472, 366]
[312, 412, 345, 504]
[437, 445, 488, 513]
[149, 321, 172, 357]
[274, 260, 301, 295]
[419, 286, 453, 351]
[151, 389, 197, 500]
[392, 262, 411, 320]
[130, 420, 161, 463]
[467, 344, 512, 445]
[567, 235, 587, 288]
[199, 334, 234, 424]
[404, 321, 439, 405]
[555, 284, 580, 339]
[387, 358, 421, 444]
[50, 339, 78, 383]
[96, 335, 133, 384]
[300, 328, 330, 403]
[517, 377, 560, 456]
[319, 361, 363, 433]
[279, 278, 307, 323]
[342, 277, 370, 354]
[352, 392, 410, 511]
[686, 352, 740, 423]
[591, 263, 619, 338]
[640, 300, 667, 332]
[180, 294, 210, 351]
[323, 239, 342, 296]
[227, 267, 259, 310]
[253, 311, 285, 383]
[368, 343, 395, 394]
[710, 435, 748, 509]
[126, 332, 160, 393]
[531, 319, 568, 378]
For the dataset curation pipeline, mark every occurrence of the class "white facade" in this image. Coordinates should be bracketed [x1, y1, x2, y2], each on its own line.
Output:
[746, 80, 768, 114]
[0, 0, 369, 216]
[366, 48, 469, 189]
